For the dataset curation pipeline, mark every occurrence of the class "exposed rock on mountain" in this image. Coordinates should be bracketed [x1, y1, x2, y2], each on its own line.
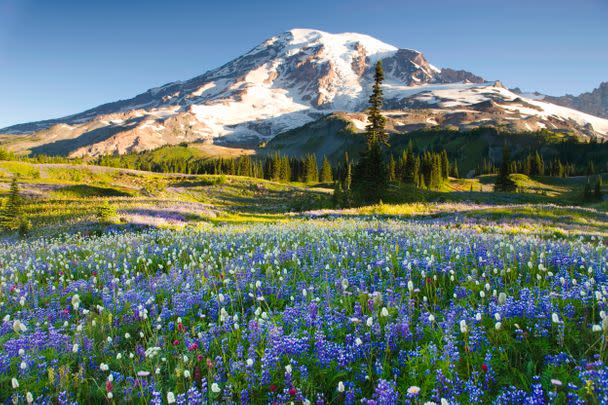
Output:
[544, 82, 608, 119]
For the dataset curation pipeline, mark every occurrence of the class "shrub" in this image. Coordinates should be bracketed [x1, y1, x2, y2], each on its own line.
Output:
[95, 200, 117, 223]
[18, 216, 32, 237]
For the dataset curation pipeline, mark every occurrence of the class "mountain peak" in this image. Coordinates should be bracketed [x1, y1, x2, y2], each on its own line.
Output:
[281, 28, 399, 57]
[1, 29, 607, 156]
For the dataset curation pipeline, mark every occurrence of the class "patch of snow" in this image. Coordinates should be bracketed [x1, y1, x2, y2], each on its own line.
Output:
[190, 82, 217, 97]
[350, 118, 367, 130]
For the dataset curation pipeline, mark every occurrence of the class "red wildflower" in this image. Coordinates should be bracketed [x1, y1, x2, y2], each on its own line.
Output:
[177, 322, 185, 333]
[289, 386, 297, 396]
[172, 339, 180, 346]
[269, 384, 277, 392]
[206, 358, 214, 369]
[482, 363, 488, 372]
[105, 380, 113, 392]
[188, 342, 199, 351]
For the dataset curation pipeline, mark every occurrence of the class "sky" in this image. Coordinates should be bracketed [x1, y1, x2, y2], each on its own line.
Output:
[0, 0, 606, 128]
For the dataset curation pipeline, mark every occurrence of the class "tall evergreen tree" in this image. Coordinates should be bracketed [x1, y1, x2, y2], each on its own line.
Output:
[343, 153, 352, 192]
[304, 154, 319, 183]
[320, 156, 333, 183]
[495, 145, 517, 192]
[404, 154, 419, 185]
[388, 155, 396, 181]
[451, 160, 459, 178]
[1, 177, 25, 231]
[353, 61, 389, 203]
[440, 150, 450, 180]
[365, 61, 388, 146]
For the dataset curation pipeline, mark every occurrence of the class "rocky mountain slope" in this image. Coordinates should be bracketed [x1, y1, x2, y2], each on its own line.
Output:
[2, 29, 607, 157]
[543, 82, 608, 119]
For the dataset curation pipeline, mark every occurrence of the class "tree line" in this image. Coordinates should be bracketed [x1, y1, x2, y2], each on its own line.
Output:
[477, 151, 599, 178]
[98, 152, 334, 184]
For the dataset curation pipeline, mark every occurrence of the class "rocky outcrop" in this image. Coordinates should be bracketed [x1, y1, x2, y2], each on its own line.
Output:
[381, 49, 437, 85]
[438, 68, 484, 84]
[545, 82, 608, 118]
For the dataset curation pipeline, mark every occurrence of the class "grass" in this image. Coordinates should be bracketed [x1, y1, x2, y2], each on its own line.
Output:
[0, 160, 604, 238]
[0, 161, 40, 178]
[50, 184, 134, 198]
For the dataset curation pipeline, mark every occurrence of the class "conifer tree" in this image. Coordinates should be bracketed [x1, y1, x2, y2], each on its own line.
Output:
[343, 153, 352, 192]
[304, 154, 319, 183]
[451, 161, 459, 178]
[365, 61, 388, 146]
[388, 155, 396, 182]
[0, 176, 24, 231]
[353, 61, 388, 203]
[404, 154, 419, 185]
[418, 173, 426, 189]
[495, 145, 517, 192]
[440, 150, 450, 180]
[320, 156, 333, 183]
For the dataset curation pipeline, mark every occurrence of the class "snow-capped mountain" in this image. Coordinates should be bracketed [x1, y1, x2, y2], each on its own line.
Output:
[2, 28, 607, 157]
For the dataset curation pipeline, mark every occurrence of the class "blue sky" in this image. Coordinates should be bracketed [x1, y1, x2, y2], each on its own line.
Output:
[0, 0, 606, 128]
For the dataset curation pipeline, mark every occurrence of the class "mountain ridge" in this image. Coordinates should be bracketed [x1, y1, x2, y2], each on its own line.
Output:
[544, 82, 608, 119]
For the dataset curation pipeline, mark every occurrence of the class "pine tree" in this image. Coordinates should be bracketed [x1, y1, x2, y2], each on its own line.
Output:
[271, 153, 282, 181]
[280, 156, 291, 182]
[365, 61, 388, 146]
[343, 153, 352, 192]
[451, 161, 459, 178]
[320, 156, 333, 183]
[353, 61, 388, 203]
[440, 150, 450, 180]
[304, 154, 318, 183]
[340, 153, 353, 207]
[0, 177, 24, 231]
[388, 155, 396, 181]
[418, 173, 426, 189]
[532, 151, 544, 176]
[495, 145, 517, 192]
[404, 155, 419, 185]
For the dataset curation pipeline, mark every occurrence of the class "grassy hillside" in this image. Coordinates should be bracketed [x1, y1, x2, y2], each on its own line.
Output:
[1, 158, 604, 240]
[0, 162, 331, 234]
[262, 113, 367, 161]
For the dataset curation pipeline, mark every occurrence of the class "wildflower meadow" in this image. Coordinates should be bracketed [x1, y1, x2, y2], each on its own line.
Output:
[1, 218, 607, 404]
